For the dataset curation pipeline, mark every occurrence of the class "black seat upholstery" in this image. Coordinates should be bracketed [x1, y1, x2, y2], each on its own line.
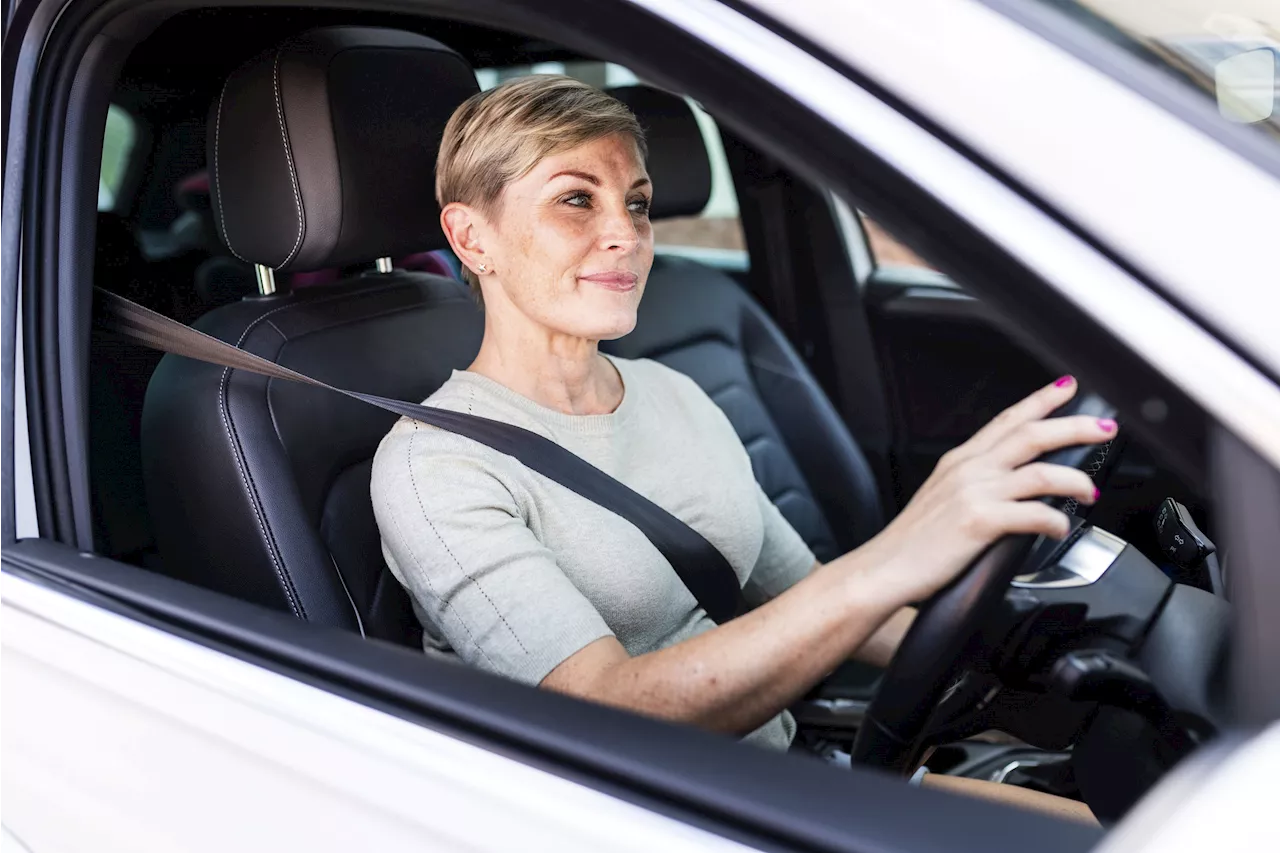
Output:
[142, 27, 482, 644]
[603, 86, 882, 562]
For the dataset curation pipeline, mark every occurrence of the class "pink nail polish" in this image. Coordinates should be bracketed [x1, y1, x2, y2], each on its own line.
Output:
[1098, 418, 1117, 432]
[1093, 487, 1101, 501]
[1054, 375, 1074, 387]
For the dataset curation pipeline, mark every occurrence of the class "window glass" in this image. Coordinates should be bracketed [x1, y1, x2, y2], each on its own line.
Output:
[1037, 1, 1279, 148]
[651, 98, 746, 260]
[475, 63, 747, 264]
[99, 104, 137, 211]
[859, 213, 936, 271]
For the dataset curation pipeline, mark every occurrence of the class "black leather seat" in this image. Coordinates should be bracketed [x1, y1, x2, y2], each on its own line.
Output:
[142, 27, 483, 644]
[603, 86, 882, 563]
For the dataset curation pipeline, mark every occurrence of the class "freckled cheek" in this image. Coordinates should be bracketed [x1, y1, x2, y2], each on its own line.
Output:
[545, 210, 593, 240]
[538, 217, 598, 279]
[511, 223, 580, 305]
[635, 222, 656, 262]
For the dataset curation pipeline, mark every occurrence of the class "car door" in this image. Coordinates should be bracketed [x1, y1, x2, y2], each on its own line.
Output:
[4, 555, 765, 853]
[854, 211, 1059, 504]
[0, 0, 1113, 850]
[5, 0, 1278, 849]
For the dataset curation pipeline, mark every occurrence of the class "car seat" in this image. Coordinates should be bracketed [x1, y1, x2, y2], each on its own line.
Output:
[142, 27, 482, 644]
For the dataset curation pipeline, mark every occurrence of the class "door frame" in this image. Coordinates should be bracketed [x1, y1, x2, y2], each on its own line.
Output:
[3, 0, 1277, 845]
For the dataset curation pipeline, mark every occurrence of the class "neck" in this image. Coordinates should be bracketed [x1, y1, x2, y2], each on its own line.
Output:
[468, 297, 623, 416]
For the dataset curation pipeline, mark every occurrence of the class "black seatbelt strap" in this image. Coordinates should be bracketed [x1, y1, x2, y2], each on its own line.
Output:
[95, 288, 744, 624]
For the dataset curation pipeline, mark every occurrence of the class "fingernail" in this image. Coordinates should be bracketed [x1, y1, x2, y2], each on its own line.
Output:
[1098, 418, 1117, 432]
[1054, 375, 1074, 388]
[1092, 487, 1101, 502]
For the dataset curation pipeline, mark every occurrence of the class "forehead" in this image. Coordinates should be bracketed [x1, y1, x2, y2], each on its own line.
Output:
[529, 134, 649, 182]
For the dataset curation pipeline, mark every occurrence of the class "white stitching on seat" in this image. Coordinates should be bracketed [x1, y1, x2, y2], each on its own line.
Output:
[273, 48, 305, 268]
[219, 300, 309, 618]
[329, 552, 366, 638]
[216, 283, 415, 626]
[212, 74, 250, 264]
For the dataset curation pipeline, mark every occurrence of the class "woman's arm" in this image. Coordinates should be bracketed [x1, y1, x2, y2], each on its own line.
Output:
[542, 537, 914, 735]
[542, 376, 1114, 734]
[852, 605, 916, 669]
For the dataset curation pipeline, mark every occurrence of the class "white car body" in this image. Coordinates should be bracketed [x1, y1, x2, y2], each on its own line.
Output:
[4, 0, 1279, 850]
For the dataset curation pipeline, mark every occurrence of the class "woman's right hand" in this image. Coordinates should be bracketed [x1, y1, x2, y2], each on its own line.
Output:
[864, 375, 1117, 605]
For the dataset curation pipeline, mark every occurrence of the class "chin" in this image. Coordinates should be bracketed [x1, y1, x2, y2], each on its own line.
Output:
[593, 315, 639, 341]
[566, 307, 638, 341]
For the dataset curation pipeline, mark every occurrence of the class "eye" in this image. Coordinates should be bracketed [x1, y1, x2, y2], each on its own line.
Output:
[563, 191, 592, 208]
[628, 196, 652, 215]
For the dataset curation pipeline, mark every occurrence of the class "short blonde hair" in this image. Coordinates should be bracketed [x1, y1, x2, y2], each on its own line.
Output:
[435, 75, 647, 299]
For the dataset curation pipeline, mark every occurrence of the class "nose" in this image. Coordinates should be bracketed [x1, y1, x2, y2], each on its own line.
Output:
[597, 201, 641, 254]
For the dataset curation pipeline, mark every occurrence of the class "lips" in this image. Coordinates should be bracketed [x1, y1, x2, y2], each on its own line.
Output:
[580, 271, 639, 292]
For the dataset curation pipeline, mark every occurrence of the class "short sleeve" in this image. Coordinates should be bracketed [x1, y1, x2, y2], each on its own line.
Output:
[743, 482, 817, 606]
[372, 425, 614, 686]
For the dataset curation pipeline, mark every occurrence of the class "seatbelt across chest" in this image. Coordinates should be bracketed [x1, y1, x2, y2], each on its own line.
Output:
[95, 288, 745, 624]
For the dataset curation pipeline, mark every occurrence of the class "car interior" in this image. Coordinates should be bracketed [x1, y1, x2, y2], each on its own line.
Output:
[60, 1, 1233, 836]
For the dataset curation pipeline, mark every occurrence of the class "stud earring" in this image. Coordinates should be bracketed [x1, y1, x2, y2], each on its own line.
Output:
[478, 263, 487, 273]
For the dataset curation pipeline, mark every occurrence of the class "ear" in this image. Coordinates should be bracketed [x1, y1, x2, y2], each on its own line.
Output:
[440, 202, 491, 276]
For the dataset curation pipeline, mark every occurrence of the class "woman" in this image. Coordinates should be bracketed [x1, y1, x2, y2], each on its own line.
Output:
[372, 76, 1110, 819]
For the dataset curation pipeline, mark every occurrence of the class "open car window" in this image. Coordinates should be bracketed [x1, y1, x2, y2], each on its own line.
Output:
[8, 1, 1280, 849]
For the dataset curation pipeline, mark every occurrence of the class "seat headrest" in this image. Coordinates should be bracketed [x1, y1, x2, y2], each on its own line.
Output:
[608, 85, 712, 220]
[209, 27, 479, 272]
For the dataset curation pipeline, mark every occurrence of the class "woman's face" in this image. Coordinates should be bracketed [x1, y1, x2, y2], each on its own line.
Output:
[476, 133, 654, 341]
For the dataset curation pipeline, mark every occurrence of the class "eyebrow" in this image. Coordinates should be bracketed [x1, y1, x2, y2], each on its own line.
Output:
[548, 169, 599, 185]
[547, 169, 651, 190]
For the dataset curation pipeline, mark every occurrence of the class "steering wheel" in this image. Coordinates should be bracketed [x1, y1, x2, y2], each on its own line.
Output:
[850, 392, 1118, 772]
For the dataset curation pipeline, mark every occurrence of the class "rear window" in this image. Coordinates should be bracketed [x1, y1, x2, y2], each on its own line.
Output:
[99, 104, 137, 211]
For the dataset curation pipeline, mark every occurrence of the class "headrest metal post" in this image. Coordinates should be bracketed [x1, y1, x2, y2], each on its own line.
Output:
[254, 264, 277, 296]
[375, 257, 394, 274]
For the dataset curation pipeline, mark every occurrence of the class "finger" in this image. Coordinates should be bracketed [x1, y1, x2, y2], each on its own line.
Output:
[990, 501, 1074, 541]
[961, 375, 1081, 459]
[1000, 462, 1099, 505]
[993, 414, 1118, 469]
